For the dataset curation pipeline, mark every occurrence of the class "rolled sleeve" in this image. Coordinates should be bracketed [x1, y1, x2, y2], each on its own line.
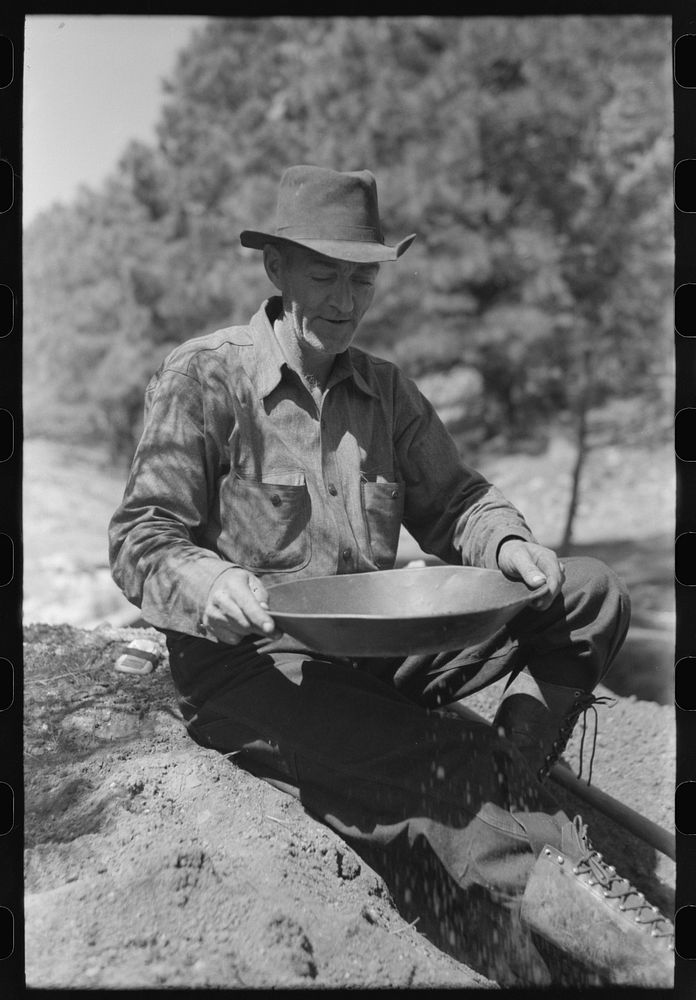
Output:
[108, 367, 235, 637]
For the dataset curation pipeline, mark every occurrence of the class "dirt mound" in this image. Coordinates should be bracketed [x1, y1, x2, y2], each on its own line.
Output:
[24, 624, 674, 989]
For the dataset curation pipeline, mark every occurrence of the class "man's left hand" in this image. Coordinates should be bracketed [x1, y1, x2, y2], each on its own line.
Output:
[496, 538, 565, 611]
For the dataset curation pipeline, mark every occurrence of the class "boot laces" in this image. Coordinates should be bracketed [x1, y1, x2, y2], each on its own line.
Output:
[569, 817, 673, 943]
[538, 692, 614, 784]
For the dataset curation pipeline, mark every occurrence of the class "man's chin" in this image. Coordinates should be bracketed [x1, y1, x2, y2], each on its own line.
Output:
[307, 321, 356, 349]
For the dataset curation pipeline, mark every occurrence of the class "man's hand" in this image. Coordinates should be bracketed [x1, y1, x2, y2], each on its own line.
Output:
[496, 538, 565, 611]
[203, 568, 281, 645]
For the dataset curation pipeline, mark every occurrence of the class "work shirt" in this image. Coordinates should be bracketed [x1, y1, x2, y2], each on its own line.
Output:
[109, 297, 534, 639]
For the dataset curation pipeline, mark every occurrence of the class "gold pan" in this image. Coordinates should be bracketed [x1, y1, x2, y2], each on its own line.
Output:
[267, 565, 540, 657]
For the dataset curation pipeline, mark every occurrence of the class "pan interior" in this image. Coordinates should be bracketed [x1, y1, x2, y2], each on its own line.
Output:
[269, 566, 530, 619]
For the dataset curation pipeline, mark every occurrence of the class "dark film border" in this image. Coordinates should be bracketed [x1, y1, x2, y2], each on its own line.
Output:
[676, 656, 696, 711]
[0, 7, 20, 998]
[675, 6, 696, 995]
[0, 4, 693, 997]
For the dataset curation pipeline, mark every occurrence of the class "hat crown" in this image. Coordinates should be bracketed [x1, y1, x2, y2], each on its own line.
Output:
[239, 164, 416, 262]
[275, 165, 384, 244]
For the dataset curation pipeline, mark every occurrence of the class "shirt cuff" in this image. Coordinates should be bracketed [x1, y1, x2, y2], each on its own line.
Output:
[198, 563, 245, 640]
[140, 556, 240, 639]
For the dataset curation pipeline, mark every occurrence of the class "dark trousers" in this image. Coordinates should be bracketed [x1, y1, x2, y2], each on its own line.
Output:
[166, 557, 630, 980]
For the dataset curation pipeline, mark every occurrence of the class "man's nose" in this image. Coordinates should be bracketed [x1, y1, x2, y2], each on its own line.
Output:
[329, 276, 354, 313]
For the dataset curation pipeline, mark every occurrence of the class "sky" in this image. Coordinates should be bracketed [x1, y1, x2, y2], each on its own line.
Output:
[23, 15, 209, 225]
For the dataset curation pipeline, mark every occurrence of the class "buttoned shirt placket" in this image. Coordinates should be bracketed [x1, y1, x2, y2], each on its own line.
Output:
[259, 313, 367, 577]
[314, 375, 361, 575]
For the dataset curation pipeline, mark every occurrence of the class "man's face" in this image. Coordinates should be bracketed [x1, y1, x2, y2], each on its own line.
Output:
[268, 244, 379, 359]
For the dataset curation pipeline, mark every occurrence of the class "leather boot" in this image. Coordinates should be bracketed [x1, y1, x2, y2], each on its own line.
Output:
[493, 667, 610, 782]
[520, 814, 674, 987]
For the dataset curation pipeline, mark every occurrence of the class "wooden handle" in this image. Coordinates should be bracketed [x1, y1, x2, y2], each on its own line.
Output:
[547, 764, 675, 861]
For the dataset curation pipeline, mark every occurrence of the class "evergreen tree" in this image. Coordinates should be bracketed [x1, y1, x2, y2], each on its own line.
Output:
[23, 15, 672, 474]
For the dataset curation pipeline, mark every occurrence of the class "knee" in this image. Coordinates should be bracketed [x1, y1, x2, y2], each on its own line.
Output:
[563, 556, 631, 628]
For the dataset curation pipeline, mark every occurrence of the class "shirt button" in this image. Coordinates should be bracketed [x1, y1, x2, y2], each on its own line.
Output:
[391, 489, 400, 499]
[342, 548, 352, 561]
[270, 494, 282, 506]
[328, 483, 338, 496]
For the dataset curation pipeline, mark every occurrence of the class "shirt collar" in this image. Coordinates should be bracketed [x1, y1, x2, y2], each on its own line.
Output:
[331, 349, 379, 398]
[249, 297, 378, 400]
[248, 298, 287, 400]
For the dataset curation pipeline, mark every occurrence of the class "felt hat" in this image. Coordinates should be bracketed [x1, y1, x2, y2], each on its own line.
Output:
[240, 165, 416, 263]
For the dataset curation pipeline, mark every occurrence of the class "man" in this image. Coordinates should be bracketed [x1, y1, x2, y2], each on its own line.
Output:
[109, 165, 673, 986]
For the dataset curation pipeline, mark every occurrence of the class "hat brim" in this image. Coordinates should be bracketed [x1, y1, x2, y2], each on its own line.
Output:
[240, 230, 416, 263]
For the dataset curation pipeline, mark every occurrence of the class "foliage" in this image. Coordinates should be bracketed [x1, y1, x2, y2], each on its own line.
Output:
[23, 16, 672, 464]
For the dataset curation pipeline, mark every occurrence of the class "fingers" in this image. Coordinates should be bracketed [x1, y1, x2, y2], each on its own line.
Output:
[247, 576, 271, 610]
[504, 545, 546, 590]
[527, 549, 565, 610]
[237, 574, 271, 620]
[208, 620, 249, 646]
[204, 570, 280, 643]
[498, 540, 565, 611]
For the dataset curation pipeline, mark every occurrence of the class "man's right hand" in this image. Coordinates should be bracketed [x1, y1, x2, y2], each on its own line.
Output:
[202, 568, 280, 645]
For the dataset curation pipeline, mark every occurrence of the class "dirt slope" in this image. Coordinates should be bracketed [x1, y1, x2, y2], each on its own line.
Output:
[24, 624, 675, 990]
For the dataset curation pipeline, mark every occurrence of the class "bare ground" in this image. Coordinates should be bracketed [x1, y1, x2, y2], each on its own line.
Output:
[23, 623, 675, 990]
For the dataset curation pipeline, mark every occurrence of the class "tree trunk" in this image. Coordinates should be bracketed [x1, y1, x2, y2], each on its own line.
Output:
[559, 349, 592, 555]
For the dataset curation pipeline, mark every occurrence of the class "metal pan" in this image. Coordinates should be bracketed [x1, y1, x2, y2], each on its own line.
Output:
[267, 565, 540, 657]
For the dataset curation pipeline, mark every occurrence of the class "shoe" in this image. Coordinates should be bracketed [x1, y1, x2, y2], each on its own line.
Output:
[520, 814, 674, 987]
[493, 668, 611, 782]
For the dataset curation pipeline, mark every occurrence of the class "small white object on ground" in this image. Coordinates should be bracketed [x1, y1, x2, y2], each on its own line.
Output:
[114, 638, 160, 675]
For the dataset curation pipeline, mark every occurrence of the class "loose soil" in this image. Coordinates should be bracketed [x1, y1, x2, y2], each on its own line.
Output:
[24, 624, 675, 990]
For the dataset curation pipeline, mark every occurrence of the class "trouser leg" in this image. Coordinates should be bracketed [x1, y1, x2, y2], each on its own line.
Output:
[168, 630, 567, 872]
[369, 557, 630, 781]
[497, 557, 630, 779]
[166, 630, 568, 982]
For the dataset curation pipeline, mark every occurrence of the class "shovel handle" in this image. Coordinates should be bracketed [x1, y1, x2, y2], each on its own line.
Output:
[547, 764, 676, 861]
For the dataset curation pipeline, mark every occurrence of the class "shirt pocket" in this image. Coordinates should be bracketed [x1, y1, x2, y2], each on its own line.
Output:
[224, 469, 311, 573]
[360, 474, 405, 569]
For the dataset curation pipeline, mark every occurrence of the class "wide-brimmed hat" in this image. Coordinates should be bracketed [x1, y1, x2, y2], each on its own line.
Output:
[240, 165, 416, 263]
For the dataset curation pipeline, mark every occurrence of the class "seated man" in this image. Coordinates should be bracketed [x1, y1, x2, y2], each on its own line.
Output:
[109, 165, 673, 987]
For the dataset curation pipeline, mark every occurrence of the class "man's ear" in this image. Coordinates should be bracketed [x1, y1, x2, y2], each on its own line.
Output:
[263, 243, 284, 291]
